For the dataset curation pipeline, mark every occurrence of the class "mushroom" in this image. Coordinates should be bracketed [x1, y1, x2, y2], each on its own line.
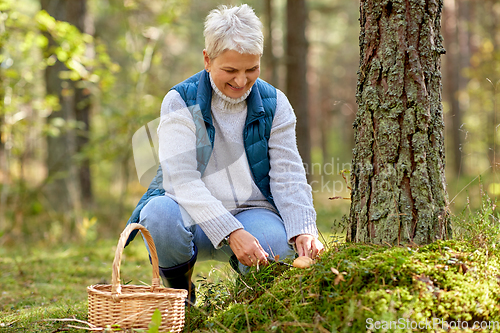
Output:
[293, 256, 314, 268]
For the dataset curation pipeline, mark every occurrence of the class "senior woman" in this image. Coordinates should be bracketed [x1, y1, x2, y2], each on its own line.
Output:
[125, 4, 324, 304]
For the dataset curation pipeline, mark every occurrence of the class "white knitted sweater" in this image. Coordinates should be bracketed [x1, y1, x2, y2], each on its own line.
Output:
[157, 74, 318, 248]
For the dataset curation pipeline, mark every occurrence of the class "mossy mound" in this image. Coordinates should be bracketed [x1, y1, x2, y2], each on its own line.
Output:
[187, 240, 500, 332]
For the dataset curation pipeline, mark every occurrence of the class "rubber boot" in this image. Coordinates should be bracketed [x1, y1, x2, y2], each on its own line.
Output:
[158, 245, 198, 306]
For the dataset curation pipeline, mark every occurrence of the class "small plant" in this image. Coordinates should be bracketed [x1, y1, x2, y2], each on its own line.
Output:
[147, 308, 162, 333]
[77, 216, 98, 242]
[452, 180, 500, 248]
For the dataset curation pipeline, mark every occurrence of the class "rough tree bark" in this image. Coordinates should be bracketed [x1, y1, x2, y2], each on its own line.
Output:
[348, 0, 451, 245]
[286, 0, 311, 178]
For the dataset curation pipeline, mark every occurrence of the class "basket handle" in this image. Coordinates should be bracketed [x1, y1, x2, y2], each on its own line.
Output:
[111, 223, 161, 295]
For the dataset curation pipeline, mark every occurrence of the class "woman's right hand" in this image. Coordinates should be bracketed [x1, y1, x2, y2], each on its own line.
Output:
[228, 229, 269, 267]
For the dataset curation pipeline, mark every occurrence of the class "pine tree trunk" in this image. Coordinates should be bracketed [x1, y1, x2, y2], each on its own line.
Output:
[348, 0, 451, 245]
[286, 0, 311, 178]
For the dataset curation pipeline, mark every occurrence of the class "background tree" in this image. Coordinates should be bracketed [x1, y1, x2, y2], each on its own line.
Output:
[41, 0, 92, 211]
[348, 0, 450, 245]
[307, 0, 359, 175]
[460, 0, 500, 183]
[442, 0, 469, 176]
[286, 0, 311, 177]
[263, 0, 278, 87]
[0, 14, 5, 186]
[482, 0, 499, 173]
[73, 0, 94, 207]
[0, 0, 114, 242]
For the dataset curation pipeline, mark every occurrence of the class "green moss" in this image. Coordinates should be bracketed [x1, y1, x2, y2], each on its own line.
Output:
[189, 240, 500, 332]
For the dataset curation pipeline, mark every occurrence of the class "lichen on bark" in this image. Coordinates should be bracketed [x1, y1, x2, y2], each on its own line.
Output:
[348, 0, 450, 245]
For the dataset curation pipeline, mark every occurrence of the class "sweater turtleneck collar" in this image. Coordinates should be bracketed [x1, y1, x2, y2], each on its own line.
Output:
[209, 72, 251, 113]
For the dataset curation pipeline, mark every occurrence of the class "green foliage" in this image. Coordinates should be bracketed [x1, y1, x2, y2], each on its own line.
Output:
[0, 1, 117, 131]
[0, 0, 121, 243]
[35, 9, 119, 87]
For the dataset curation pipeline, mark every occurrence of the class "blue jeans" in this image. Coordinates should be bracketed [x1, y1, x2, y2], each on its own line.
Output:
[139, 196, 295, 273]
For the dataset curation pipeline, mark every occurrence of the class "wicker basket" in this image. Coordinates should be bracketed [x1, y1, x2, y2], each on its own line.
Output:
[87, 223, 188, 332]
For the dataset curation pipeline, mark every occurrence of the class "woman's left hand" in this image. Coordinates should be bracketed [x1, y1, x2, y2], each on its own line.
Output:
[295, 234, 324, 259]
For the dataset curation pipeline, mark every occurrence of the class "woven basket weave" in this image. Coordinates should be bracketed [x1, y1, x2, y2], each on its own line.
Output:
[87, 223, 188, 332]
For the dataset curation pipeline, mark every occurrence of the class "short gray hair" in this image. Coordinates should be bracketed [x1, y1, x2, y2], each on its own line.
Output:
[204, 4, 264, 59]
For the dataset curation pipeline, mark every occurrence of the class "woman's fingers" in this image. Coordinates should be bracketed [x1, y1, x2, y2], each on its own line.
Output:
[246, 247, 269, 266]
[315, 238, 325, 256]
[240, 251, 267, 267]
[310, 244, 318, 258]
[233, 233, 326, 266]
[295, 234, 325, 259]
[295, 234, 312, 257]
[229, 229, 269, 266]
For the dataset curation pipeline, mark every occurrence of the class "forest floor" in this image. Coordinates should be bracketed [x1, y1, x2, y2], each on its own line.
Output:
[0, 232, 249, 332]
[2, 237, 500, 332]
[2, 201, 500, 332]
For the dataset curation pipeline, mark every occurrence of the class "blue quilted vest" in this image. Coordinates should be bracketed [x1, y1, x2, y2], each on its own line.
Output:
[125, 70, 278, 246]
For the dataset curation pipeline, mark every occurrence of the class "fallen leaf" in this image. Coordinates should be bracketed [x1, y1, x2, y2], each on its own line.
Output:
[331, 267, 339, 275]
[334, 273, 345, 285]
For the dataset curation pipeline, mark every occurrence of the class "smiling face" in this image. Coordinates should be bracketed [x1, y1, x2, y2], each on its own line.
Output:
[203, 49, 261, 99]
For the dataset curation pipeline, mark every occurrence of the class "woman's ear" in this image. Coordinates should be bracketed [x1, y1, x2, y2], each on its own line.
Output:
[203, 50, 211, 72]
